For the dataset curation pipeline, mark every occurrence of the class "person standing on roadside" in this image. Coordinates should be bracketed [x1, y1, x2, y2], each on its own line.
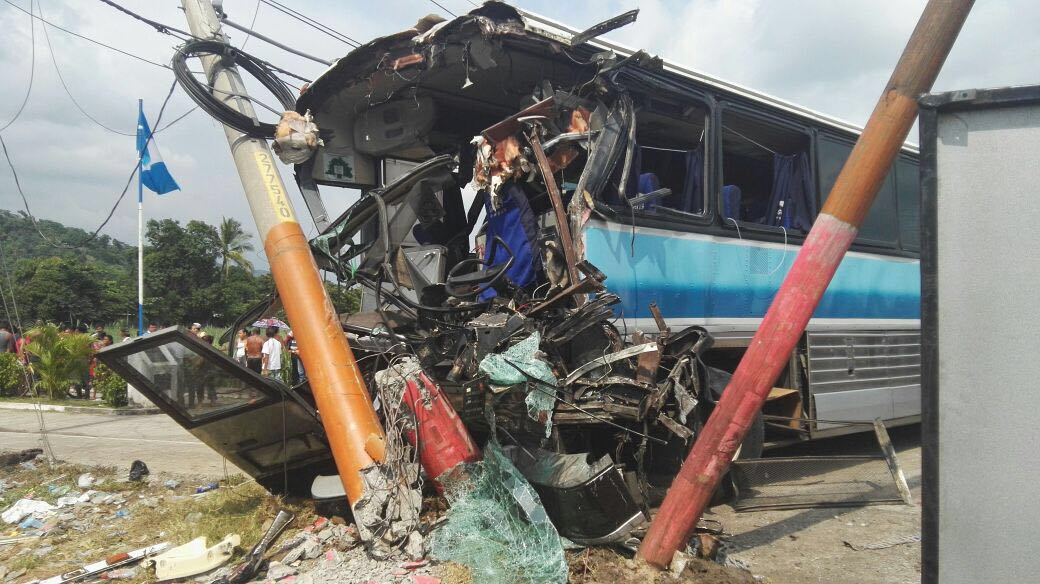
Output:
[0, 323, 15, 354]
[261, 326, 283, 380]
[234, 329, 248, 366]
[285, 331, 304, 384]
[244, 328, 264, 374]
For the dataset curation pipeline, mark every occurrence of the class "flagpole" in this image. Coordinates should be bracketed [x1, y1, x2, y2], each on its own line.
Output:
[137, 98, 144, 337]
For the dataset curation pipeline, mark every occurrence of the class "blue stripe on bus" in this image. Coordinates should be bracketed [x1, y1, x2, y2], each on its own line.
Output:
[584, 226, 920, 320]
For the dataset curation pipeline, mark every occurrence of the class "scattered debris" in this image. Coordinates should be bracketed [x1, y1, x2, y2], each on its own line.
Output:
[35, 542, 169, 584]
[2, 498, 56, 524]
[208, 509, 294, 584]
[128, 460, 150, 482]
[77, 473, 96, 489]
[152, 534, 240, 580]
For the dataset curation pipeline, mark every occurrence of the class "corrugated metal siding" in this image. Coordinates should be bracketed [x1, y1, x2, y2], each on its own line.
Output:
[807, 331, 921, 395]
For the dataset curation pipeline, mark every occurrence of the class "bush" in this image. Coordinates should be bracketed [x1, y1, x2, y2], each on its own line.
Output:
[25, 324, 95, 399]
[93, 362, 128, 407]
[0, 353, 28, 396]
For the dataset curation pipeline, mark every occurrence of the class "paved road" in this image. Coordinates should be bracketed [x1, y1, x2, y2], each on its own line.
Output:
[0, 409, 230, 476]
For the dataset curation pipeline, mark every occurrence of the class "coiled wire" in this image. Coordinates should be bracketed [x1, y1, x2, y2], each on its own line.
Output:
[172, 39, 295, 138]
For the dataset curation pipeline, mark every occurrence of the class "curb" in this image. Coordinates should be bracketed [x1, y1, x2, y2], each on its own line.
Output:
[0, 402, 162, 416]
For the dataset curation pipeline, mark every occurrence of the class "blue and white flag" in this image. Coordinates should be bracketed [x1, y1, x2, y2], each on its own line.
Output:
[137, 110, 179, 195]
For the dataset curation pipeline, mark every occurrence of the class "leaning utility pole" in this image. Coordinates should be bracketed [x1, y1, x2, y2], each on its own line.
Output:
[179, 0, 386, 506]
[638, 0, 974, 568]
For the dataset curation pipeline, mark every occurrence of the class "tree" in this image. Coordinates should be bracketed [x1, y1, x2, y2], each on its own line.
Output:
[325, 282, 361, 315]
[25, 324, 94, 399]
[217, 217, 254, 281]
[143, 219, 221, 324]
[15, 257, 105, 325]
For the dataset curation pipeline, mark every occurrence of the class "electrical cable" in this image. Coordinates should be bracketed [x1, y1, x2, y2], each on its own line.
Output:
[172, 38, 295, 138]
[38, 1, 133, 136]
[0, 237, 55, 464]
[0, 0, 36, 133]
[238, 0, 262, 49]
[426, 0, 457, 18]
[3, 0, 172, 70]
[259, 0, 359, 47]
[0, 79, 181, 250]
[95, 0, 194, 41]
[94, 0, 313, 84]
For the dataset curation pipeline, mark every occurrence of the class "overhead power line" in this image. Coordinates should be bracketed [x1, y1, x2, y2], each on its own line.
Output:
[427, 0, 458, 18]
[2, 0, 171, 70]
[259, 0, 360, 47]
[238, 0, 262, 49]
[95, 0, 194, 40]
[0, 0, 36, 133]
[94, 0, 313, 84]
[0, 80, 184, 250]
[38, 1, 134, 136]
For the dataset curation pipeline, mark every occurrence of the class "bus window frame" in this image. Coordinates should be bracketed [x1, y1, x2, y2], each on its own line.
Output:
[817, 130, 900, 251]
[716, 101, 816, 239]
[895, 153, 921, 253]
[599, 91, 718, 231]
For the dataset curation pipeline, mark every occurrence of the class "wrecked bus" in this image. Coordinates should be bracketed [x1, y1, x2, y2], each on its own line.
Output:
[297, 3, 921, 435]
[99, 2, 920, 542]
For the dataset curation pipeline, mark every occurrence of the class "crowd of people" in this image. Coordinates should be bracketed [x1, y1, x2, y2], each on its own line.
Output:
[232, 325, 304, 385]
[1, 318, 305, 401]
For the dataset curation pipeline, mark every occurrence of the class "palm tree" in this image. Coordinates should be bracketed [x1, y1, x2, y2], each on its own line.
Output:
[25, 324, 95, 400]
[217, 217, 255, 280]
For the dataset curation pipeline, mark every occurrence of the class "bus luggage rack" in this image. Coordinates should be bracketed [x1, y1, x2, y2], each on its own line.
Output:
[730, 419, 912, 512]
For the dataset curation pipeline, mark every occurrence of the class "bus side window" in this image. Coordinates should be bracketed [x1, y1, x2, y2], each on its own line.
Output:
[896, 158, 920, 251]
[628, 102, 709, 216]
[817, 134, 898, 247]
[721, 112, 815, 231]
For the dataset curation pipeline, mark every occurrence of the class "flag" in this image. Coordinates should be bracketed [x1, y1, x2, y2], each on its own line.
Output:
[137, 110, 179, 194]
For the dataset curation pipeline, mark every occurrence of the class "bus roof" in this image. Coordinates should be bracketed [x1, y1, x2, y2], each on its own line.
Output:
[300, 2, 918, 154]
[515, 7, 919, 154]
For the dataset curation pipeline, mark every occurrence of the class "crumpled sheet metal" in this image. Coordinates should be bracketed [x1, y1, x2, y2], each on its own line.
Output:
[430, 441, 567, 584]
[478, 331, 556, 437]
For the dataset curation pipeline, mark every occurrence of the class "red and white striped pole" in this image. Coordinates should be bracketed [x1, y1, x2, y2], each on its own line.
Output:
[638, 0, 974, 567]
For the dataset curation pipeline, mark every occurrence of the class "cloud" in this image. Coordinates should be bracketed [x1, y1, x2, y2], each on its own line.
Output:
[0, 0, 1036, 268]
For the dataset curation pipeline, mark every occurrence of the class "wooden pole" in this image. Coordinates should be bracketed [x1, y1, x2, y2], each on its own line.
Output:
[637, 0, 974, 567]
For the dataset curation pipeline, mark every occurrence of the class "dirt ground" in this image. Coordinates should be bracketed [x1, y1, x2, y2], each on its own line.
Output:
[0, 422, 921, 584]
[708, 425, 922, 584]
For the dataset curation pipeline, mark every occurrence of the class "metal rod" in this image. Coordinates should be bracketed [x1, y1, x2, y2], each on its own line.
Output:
[179, 0, 385, 509]
[527, 128, 581, 285]
[638, 0, 974, 568]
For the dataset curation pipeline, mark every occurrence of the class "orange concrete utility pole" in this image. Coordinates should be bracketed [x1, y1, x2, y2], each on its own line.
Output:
[638, 0, 974, 568]
[179, 0, 385, 505]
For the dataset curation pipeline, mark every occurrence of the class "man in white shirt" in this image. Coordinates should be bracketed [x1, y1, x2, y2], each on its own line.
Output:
[261, 326, 284, 380]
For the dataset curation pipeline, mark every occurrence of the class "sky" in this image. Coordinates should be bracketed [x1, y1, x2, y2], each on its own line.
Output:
[0, 0, 1036, 269]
